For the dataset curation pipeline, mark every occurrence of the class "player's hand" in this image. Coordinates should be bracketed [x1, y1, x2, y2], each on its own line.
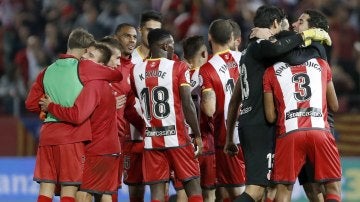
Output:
[116, 95, 126, 109]
[39, 95, 52, 112]
[193, 136, 203, 157]
[301, 28, 332, 46]
[250, 27, 273, 40]
[224, 141, 239, 156]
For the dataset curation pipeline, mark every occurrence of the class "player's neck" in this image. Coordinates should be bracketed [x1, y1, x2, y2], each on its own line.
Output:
[138, 44, 150, 59]
[67, 48, 84, 60]
[211, 44, 229, 55]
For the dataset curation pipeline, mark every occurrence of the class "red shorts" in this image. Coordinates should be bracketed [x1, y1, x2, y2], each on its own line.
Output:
[272, 130, 341, 184]
[172, 153, 216, 190]
[199, 153, 216, 189]
[123, 152, 143, 185]
[33, 143, 85, 185]
[216, 147, 246, 187]
[170, 170, 183, 190]
[143, 144, 200, 184]
[80, 155, 120, 194]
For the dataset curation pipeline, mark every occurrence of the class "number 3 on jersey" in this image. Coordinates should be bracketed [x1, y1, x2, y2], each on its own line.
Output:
[292, 73, 311, 101]
[140, 87, 170, 120]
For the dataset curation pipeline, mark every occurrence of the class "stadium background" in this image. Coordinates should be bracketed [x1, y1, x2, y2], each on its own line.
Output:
[0, 0, 359, 201]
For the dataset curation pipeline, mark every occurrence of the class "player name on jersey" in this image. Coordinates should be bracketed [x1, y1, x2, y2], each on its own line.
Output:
[139, 70, 167, 80]
[275, 61, 322, 76]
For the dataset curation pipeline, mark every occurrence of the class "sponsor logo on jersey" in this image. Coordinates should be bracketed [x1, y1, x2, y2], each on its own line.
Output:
[285, 107, 323, 120]
[145, 125, 177, 137]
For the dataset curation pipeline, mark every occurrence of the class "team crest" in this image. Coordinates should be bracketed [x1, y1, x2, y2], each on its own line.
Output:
[224, 54, 229, 60]
[150, 62, 156, 68]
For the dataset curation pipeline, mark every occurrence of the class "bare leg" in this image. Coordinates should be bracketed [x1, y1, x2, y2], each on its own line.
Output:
[150, 182, 166, 202]
[275, 184, 293, 202]
[39, 182, 56, 198]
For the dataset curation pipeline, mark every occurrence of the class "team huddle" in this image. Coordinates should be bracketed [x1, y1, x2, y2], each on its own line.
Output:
[25, 4, 342, 202]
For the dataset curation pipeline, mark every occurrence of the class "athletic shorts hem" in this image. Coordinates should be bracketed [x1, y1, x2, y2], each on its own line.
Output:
[272, 180, 295, 185]
[58, 181, 82, 185]
[182, 175, 200, 183]
[144, 179, 170, 185]
[216, 183, 245, 188]
[316, 178, 341, 184]
[33, 178, 56, 184]
[123, 182, 144, 186]
[245, 182, 269, 187]
[79, 189, 117, 195]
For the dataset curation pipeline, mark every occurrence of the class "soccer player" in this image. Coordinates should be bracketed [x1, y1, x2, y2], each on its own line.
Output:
[228, 19, 242, 52]
[39, 42, 121, 202]
[25, 28, 122, 202]
[199, 19, 245, 201]
[132, 10, 163, 64]
[291, 9, 336, 202]
[225, 5, 333, 202]
[263, 49, 341, 202]
[183, 35, 215, 202]
[114, 23, 147, 202]
[130, 28, 203, 202]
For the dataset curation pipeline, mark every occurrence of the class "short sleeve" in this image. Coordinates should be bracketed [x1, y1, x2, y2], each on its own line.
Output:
[263, 67, 273, 93]
[176, 61, 190, 86]
[199, 63, 213, 91]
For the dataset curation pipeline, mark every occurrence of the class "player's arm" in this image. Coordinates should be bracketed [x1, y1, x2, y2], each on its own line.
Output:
[327, 81, 338, 112]
[325, 63, 339, 112]
[180, 84, 203, 156]
[39, 81, 99, 124]
[224, 78, 242, 156]
[25, 70, 46, 113]
[263, 92, 276, 123]
[200, 89, 216, 117]
[253, 32, 304, 60]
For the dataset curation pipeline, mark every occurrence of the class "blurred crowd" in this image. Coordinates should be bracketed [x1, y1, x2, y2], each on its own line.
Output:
[0, 0, 359, 116]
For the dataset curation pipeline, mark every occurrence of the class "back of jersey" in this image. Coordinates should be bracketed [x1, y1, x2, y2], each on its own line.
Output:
[131, 58, 191, 149]
[263, 58, 331, 136]
[200, 50, 241, 147]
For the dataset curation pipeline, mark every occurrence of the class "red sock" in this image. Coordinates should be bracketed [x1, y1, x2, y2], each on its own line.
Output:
[325, 194, 341, 202]
[188, 194, 203, 202]
[37, 195, 52, 202]
[223, 198, 231, 202]
[61, 196, 75, 202]
[151, 200, 161, 202]
[112, 193, 118, 202]
[130, 196, 144, 202]
[265, 198, 274, 202]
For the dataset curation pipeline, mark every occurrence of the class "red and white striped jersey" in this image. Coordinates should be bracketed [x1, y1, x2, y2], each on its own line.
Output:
[199, 50, 241, 147]
[263, 58, 331, 136]
[130, 58, 191, 149]
[131, 47, 146, 65]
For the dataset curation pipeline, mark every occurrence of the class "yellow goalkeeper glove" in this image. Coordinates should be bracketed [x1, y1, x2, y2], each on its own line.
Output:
[301, 28, 332, 46]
